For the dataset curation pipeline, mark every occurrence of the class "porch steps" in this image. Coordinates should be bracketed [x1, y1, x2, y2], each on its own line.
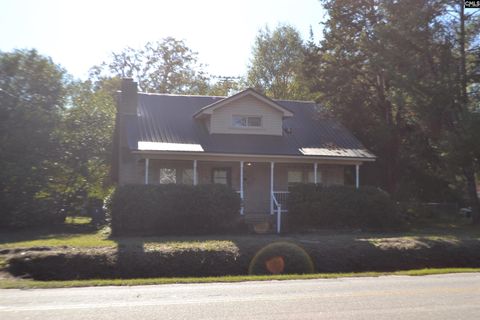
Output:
[244, 213, 275, 234]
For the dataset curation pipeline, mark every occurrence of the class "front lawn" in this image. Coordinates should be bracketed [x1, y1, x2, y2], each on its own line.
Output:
[0, 226, 115, 249]
[1, 221, 480, 283]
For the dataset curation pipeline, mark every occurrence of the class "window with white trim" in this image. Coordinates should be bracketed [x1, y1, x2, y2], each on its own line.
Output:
[232, 115, 262, 128]
[212, 168, 231, 186]
[159, 168, 176, 184]
[287, 170, 303, 188]
[307, 170, 322, 184]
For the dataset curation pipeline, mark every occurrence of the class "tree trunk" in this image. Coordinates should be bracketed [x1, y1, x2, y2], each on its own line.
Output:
[457, 3, 480, 224]
[464, 164, 480, 224]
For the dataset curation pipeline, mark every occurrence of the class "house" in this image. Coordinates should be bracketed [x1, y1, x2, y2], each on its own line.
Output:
[114, 78, 375, 230]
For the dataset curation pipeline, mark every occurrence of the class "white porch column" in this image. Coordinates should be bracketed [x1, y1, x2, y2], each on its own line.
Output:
[270, 161, 274, 215]
[145, 158, 149, 185]
[240, 161, 244, 215]
[355, 164, 360, 189]
[314, 162, 318, 184]
[193, 160, 198, 185]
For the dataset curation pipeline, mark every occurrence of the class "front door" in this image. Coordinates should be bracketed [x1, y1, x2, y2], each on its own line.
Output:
[243, 162, 269, 214]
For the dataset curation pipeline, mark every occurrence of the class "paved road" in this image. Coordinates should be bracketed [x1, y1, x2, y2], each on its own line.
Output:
[1, 273, 479, 320]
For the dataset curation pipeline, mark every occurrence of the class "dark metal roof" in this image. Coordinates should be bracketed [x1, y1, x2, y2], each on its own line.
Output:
[192, 88, 294, 118]
[127, 92, 375, 160]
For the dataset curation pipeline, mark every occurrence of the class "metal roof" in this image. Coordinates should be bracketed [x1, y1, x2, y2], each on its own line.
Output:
[192, 88, 294, 118]
[126, 92, 375, 160]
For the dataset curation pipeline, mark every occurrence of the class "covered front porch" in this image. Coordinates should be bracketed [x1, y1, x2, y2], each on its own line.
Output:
[139, 154, 362, 232]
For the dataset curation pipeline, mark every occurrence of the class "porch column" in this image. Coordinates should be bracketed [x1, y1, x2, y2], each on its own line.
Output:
[314, 162, 318, 184]
[240, 161, 244, 215]
[193, 160, 198, 185]
[144, 158, 149, 185]
[270, 161, 274, 215]
[355, 164, 360, 189]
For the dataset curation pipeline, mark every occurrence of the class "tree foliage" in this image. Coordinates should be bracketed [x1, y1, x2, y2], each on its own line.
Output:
[52, 79, 117, 213]
[90, 37, 210, 94]
[301, 0, 480, 221]
[247, 24, 309, 99]
[0, 49, 68, 227]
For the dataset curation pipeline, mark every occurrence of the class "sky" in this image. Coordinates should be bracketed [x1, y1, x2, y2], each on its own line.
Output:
[0, 0, 326, 80]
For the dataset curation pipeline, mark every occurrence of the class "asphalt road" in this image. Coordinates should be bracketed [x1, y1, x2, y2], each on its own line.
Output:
[1, 273, 479, 320]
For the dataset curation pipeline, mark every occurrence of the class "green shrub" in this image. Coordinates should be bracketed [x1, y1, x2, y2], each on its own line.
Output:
[108, 184, 241, 236]
[0, 193, 65, 229]
[8, 247, 242, 280]
[248, 242, 314, 275]
[287, 184, 401, 230]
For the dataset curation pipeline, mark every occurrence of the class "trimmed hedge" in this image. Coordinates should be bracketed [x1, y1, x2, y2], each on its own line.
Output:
[287, 184, 402, 230]
[248, 242, 314, 275]
[108, 184, 241, 236]
[8, 248, 242, 280]
[7, 237, 480, 280]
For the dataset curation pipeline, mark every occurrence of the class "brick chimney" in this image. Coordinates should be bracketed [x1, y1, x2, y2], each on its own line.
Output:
[118, 78, 138, 115]
[112, 78, 139, 185]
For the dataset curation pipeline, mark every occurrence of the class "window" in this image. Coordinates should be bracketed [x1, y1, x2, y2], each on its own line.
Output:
[159, 168, 176, 184]
[307, 170, 322, 184]
[287, 170, 303, 188]
[212, 168, 231, 186]
[232, 115, 262, 128]
[182, 168, 194, 185]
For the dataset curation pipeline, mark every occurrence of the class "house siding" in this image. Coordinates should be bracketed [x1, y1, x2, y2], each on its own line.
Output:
[273, 163, 345, 190]
[118, 148, 143, 185]
[323, 166, 345, 185]
[125, 159, 346, 188]
[209, 95, 284, 136]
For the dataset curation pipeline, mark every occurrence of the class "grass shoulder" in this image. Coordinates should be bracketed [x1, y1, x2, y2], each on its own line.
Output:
[1, 268, 479, 289]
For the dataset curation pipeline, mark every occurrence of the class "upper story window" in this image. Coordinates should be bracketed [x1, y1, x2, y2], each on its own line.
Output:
[232, 115, 262, 128]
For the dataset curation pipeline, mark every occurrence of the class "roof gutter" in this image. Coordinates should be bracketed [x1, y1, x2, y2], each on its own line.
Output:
[131, 150, 376, 162]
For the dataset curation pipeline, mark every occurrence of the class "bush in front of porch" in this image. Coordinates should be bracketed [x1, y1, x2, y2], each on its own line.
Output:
[108, 184, 241, 236]
[287, 184, 402, 230]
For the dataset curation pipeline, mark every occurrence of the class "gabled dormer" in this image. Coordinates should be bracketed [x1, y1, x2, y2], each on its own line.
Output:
[193, 88, 293, 136]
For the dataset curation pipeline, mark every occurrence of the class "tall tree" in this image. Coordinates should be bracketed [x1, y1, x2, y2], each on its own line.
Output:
[442, 1, 480, 222]
[305, 0, 473, 200]
[206, 76, 246, 96]
[90, 37, 209, 94]
[52, 79, 117, 214]
[0, 49, 67, 227]
[247, 24, 309, 99]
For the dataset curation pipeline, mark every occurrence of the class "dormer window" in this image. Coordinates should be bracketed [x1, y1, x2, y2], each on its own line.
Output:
[232, 115, 262, 128]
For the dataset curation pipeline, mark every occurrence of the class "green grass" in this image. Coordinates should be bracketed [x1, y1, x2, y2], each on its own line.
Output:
[1, 268, 479, 289]
[65, 216, 92, 225]
[0, 228, 116, 249]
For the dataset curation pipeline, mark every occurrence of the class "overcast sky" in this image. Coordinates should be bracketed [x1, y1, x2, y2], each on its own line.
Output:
[0, 0, 326, 80]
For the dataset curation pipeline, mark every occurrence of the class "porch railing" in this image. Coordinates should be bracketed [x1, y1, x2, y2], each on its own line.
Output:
[272, 191, 289, 212]
[235, 191, 244, 215]
[271, 192, 282, 234]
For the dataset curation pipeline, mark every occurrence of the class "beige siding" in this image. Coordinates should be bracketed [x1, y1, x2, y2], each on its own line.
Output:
[273, 164, 345, 190]
[122, 157, 348, 189]
[118, 149, 143, 185]
[209, 95, 283, 136]
[322, 165, 345, 185]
